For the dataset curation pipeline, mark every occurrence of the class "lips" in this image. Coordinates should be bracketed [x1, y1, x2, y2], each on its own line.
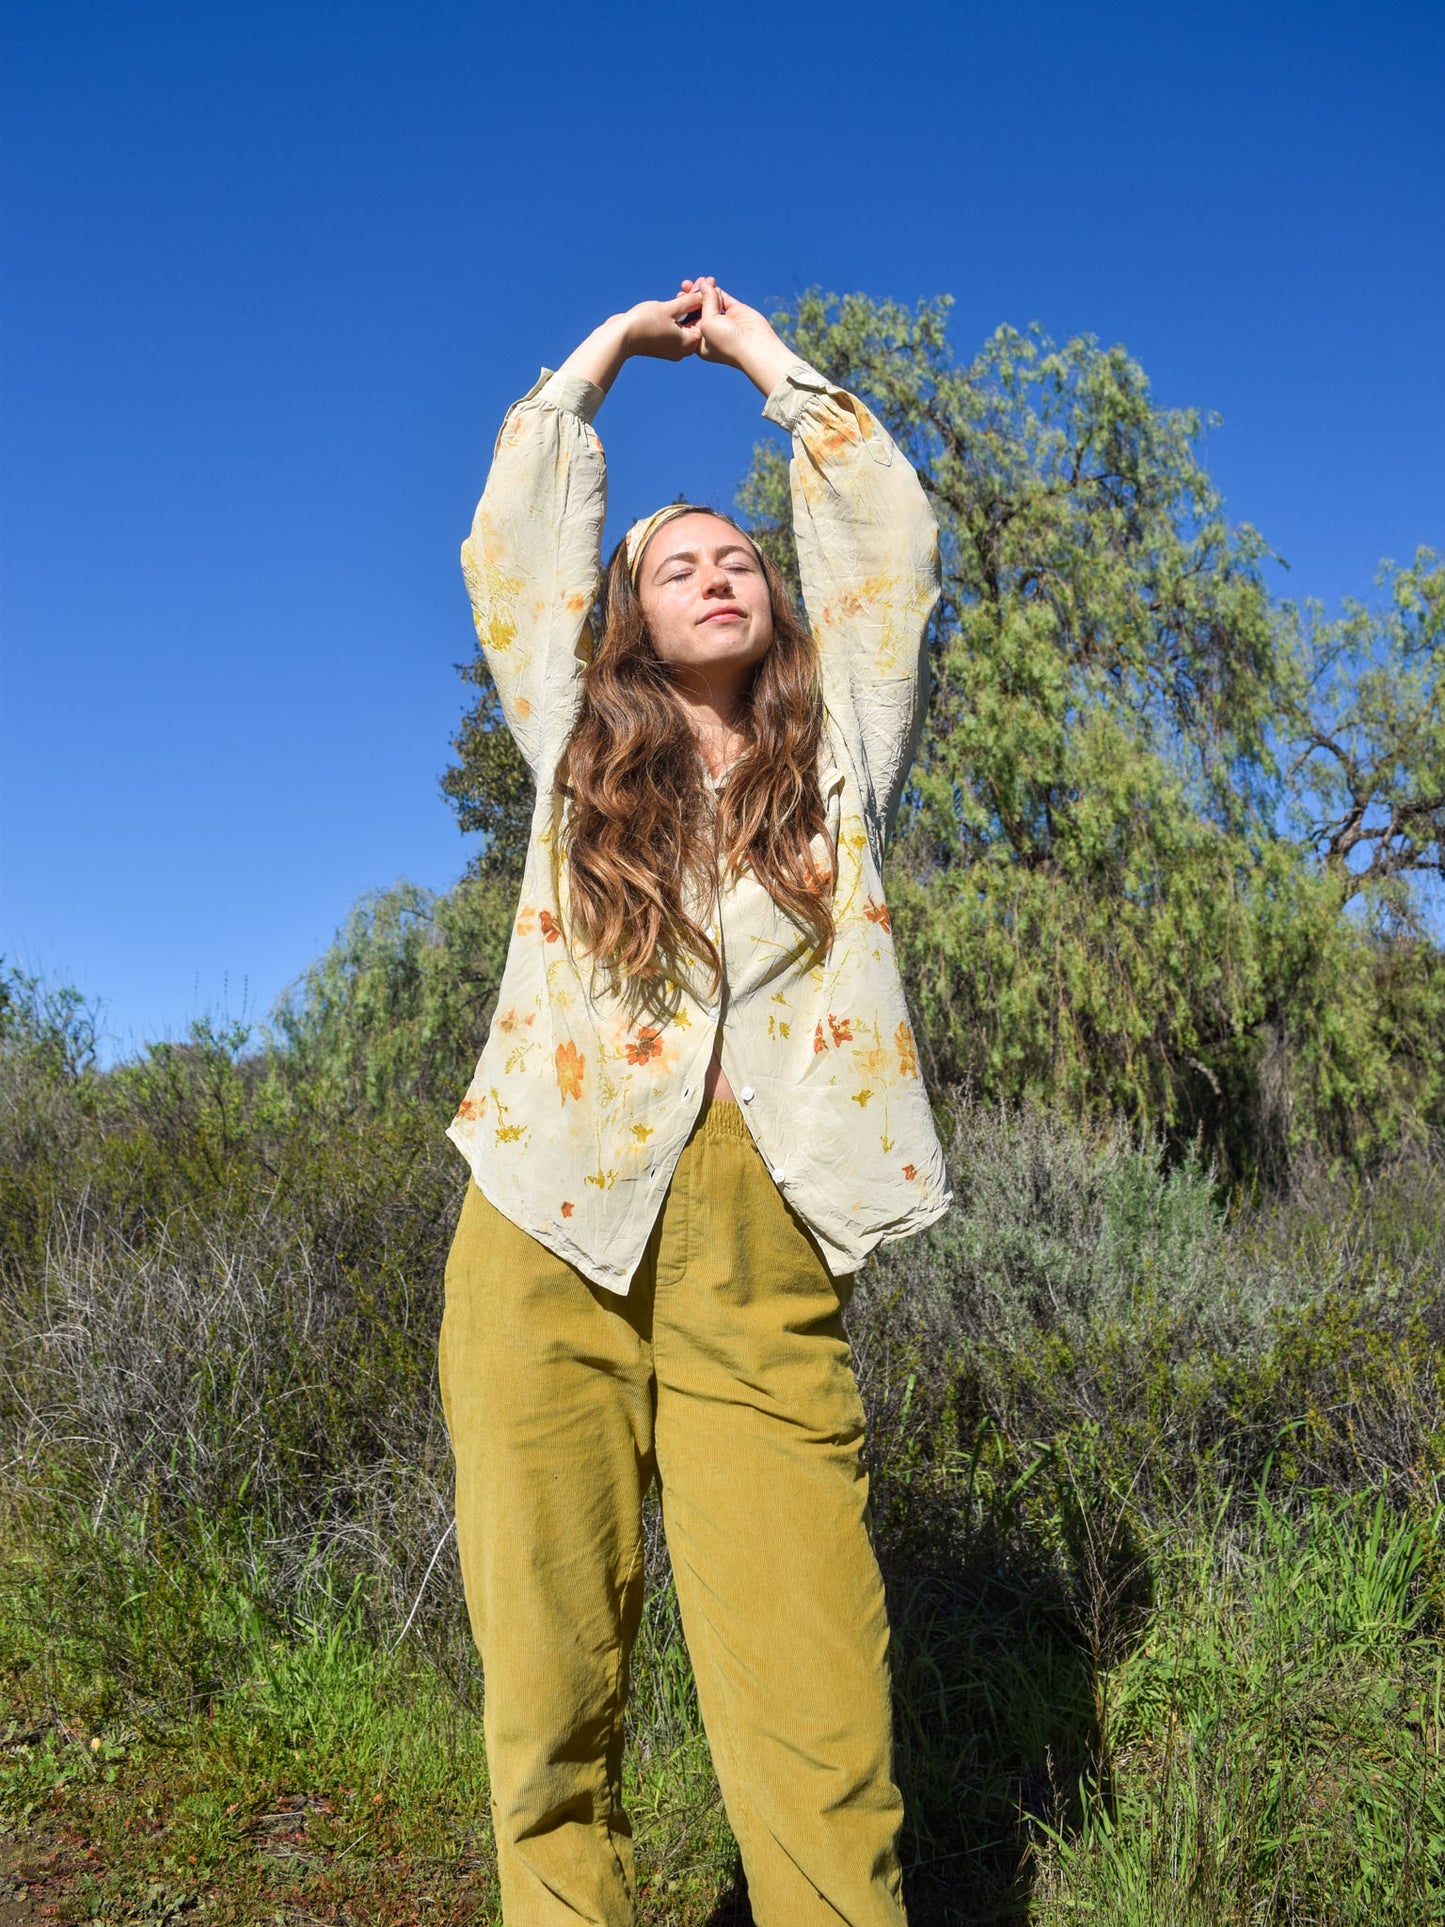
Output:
[699, 606, 747, 624]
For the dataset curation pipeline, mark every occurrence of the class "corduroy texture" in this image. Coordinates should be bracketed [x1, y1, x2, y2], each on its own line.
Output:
[438, 1099, 909, 1926]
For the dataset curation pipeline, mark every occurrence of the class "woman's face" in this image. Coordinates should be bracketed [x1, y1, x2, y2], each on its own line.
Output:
[636, 514, 775, 686]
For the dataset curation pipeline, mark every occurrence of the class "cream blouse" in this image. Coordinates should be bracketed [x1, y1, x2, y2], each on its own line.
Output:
[446, 356, 951, 1293]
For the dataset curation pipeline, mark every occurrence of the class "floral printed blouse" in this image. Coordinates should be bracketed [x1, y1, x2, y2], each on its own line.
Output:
[446, 355, 951, 1293]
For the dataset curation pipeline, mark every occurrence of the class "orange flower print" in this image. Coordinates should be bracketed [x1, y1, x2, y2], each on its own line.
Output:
[625, 1026, 664, 1066]
[813, 1020, 828, 1054]
[902, 1163, 918, 1181]
[453, 1095, 482, 1122]
[864, 897, 892, 934]
[560, 1201, 575, 1218]
[515, 906, 537, 936]
[497, 1007, 535, 1034]
[828, 1013, 854, 1048]
[539, 909, 563, 944]
[555, 1041, 585, 1103]
[895, 1020, 919, 1079]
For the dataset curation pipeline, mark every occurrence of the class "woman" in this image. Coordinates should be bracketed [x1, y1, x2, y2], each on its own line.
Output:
[441, 278, 950, 1926]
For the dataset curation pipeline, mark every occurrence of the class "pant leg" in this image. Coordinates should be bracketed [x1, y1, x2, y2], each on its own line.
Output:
[649, 1104, 909, 1927]
[439, 1180, 657, 1926]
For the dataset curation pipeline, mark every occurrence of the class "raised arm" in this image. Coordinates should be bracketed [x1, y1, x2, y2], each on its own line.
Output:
[695, 283, 940, 850]
[460, 295, 704, 775]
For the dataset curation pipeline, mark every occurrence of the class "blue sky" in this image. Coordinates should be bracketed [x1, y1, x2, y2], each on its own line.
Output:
[3, 0, 1442, 1058]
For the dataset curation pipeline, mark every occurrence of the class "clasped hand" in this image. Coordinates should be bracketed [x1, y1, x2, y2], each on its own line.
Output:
[557, 279, 797, 400]
[624, 278, 754, 364]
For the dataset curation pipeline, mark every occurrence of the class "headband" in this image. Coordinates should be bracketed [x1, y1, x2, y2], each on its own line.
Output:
[624, 503, 696, 588]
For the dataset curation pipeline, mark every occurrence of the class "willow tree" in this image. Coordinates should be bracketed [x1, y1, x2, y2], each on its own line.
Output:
[736, 294, 1442, 1170]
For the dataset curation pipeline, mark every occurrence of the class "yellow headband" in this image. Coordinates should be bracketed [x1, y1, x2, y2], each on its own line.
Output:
[624, 503, 696, 588]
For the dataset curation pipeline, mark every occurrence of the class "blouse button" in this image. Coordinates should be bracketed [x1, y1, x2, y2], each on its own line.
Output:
[740, 1086, 755, 1102]
[771, 1168, 786, 1184]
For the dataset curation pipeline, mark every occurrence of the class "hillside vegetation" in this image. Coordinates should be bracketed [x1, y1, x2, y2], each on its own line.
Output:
[3, 298, 1442, 1923]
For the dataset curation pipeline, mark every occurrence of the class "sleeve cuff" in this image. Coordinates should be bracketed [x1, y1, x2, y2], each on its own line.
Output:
[534, 368, 607, 424]
[761, 358, 836, 432]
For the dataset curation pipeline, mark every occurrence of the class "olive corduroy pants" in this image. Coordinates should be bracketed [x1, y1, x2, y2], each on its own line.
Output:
[438, 1098, 909, 1925]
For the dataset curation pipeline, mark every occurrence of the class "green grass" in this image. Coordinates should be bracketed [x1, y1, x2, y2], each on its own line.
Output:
[1032, 1490, 1445, 1923]
[0, 1522, 743, 1925]
[5, 1486, 1439, 1923]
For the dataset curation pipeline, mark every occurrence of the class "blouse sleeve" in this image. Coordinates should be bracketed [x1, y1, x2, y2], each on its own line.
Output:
[762, 360, 940, 851]
[459, 368, 608, 778]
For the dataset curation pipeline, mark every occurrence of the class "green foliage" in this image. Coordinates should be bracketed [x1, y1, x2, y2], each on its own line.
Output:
[268, 873, 515, 1116]
[1285, 546, 1444, 911]
[0, 958, 100, 1078]
[736, 293, 1444, 1176]
[1031, 1492, 1445, 1924]
[439, 659, 534, 884]
[4, 981, 1442, 1920]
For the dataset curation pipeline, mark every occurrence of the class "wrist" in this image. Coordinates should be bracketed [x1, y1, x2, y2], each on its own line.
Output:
[739, 334, 799, 398]
[556, 313, 633, 395]
[607, 310, 640, 358]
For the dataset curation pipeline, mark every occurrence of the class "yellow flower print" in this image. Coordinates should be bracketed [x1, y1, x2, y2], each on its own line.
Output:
[555, 1041, 586, 1103]
[852, 1088, 873, 1108]
[631, 1123, 654, 1142]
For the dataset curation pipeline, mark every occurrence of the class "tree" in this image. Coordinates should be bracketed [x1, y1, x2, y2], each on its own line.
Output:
[270, 877, 514, 1116]
[1284, 549, 1444, 920]
[740, 294, 1442, 1171]
[440, 661, 534, 884]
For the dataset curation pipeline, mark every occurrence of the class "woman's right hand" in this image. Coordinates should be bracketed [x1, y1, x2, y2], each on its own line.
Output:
[622, 290, 706, 362]
[554, 291, 702, 393]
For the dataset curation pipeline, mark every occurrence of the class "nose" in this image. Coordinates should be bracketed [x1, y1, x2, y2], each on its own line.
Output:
[701, 563, 734, 595]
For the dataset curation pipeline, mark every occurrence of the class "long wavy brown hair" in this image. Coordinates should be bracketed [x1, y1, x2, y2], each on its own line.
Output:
[557, 506, 833, 1006]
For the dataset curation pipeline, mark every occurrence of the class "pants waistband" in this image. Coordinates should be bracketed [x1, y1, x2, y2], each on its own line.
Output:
[694, 1096, 751, 1142]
